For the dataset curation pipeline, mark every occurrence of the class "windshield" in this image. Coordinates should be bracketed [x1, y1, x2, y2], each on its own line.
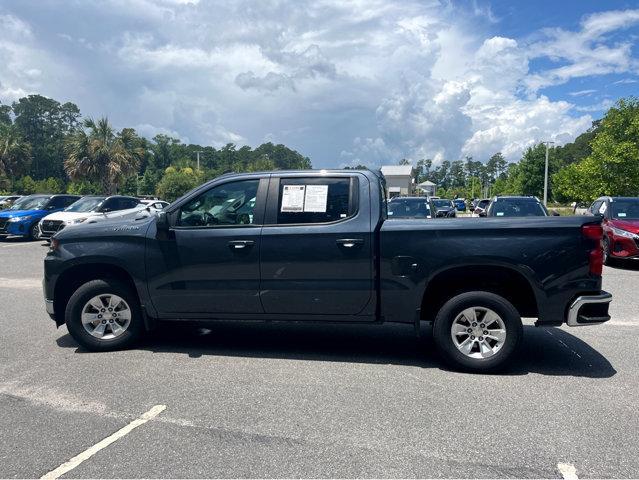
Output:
[611, 199, 639, 220]
[65, 196, 106, 212]
[433, 199, 452, 208]
[388, 199, 431, 218]
[9, 195, 50, 211]
[490, 199, 547, 217]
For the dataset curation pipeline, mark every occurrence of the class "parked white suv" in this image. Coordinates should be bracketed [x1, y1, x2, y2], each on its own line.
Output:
[38, 195, 144, 240]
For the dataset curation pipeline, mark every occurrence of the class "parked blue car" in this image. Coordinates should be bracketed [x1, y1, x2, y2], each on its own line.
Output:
[0, 194, 80, 240]
[453, 199, 467, 212]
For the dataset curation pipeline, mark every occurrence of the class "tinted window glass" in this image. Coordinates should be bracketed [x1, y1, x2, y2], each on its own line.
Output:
[611, 199, 639, 219]
[9, 195, 49, 210]
[276, 178, 352, 224]
[590, 201, 602, 214]
[100, 198, 118, 212]
[490, 199, 547, 217]
[432, 199, 452, 208]
[388, 198, 430, 218]
[119, 198, 140, 210]
[46, 196, 71, 209]
[65, 197, 105, 212]
[179, 180, 259, 227]
[63, 196, 80, 207]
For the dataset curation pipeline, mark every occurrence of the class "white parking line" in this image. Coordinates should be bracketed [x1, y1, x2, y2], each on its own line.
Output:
[0, 278, 41, 289]
[557, 462, 579, 480]
[40, 404, 166, 480]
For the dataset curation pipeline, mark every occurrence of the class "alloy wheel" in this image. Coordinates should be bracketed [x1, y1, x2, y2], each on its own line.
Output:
[450, 306, 507, 359]
[81, 294, 132, 340]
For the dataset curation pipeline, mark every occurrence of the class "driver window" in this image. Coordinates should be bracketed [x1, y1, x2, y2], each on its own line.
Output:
[178, 180, 259, 227]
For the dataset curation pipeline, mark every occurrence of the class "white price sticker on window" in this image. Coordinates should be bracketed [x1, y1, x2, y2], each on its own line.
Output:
[304, 185, 329, 212]
[281, 185, 306, 212]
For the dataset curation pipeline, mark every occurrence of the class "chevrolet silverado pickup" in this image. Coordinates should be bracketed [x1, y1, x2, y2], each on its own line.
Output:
[43, 170, 612, 372]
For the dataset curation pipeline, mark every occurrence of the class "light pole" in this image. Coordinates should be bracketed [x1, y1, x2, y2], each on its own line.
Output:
[542, 141, 554, 206]
[195, 150, 204, 171]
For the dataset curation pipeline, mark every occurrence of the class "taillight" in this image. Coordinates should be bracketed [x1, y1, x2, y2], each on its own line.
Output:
[582, 224, 603, 276]
[49, 238, 60, 253]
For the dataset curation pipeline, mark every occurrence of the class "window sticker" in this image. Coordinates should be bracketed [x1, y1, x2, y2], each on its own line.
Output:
[496, 212, 504, 216]
[281, 185, 306, 212]
[304, 185, 329, 212]
[618, 212, 627, 217]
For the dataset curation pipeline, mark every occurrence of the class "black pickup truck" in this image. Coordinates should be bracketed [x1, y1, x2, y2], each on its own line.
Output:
[43, 170, 612, 371]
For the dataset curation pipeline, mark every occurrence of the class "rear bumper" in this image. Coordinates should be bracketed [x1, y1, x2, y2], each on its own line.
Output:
[45, 298, 55, 317]
[566, 291, 612, 326]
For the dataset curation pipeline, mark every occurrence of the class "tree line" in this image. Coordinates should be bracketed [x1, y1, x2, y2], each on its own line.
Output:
[2, 93, 637, 203]
[0, 94, 312, 201]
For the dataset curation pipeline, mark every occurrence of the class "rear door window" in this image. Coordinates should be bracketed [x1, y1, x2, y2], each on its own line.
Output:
[118, 198, 140, 210]
[46, 196, 69, 209]
[63, 196, 79, 207]
[276, 177, 355, 225]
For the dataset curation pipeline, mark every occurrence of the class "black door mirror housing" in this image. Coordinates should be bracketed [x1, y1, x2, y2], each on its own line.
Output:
[551, 210, 561, 216]
[156, 211, 170, 231]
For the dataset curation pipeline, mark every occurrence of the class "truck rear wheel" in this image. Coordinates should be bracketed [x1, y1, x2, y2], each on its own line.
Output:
[432, 291, 522, 372]
[65, 279, 144, 351]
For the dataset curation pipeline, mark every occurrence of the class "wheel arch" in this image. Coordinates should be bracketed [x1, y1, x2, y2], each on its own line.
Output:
[420, 264, 539, 322]
[53, 262, 150, 328]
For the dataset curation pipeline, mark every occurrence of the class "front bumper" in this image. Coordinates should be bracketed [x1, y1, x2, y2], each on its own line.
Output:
[566, 291, 612, 326]
[0, 219, 31, 236]
[609, 233, 639, 259]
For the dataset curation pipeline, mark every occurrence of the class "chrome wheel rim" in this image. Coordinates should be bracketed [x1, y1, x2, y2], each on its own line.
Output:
[451, 307, 506, 359]
[81, 294, 131, 340]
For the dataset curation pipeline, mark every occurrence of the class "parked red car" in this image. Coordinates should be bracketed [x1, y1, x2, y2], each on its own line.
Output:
[588, 196, 639, 264]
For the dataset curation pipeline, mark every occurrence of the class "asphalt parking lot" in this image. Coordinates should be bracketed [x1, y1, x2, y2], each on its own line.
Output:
[1, 239, 638, 478]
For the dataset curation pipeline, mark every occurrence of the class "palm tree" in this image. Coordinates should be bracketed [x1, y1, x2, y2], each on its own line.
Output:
[64, 118, 143, 194]
[0, 124, 32, 178]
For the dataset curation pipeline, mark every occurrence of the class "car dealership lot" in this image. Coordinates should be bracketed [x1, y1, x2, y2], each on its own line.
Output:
[1, 240, 638, 478]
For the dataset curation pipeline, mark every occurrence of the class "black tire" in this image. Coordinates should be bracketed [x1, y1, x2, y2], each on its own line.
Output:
[603, 237, 612, 266]
[432, 291, 523, 373]
[27, 222, 40, 241]
[65, 278, 144, 351]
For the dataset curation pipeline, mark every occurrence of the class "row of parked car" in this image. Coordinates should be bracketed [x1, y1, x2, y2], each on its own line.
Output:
[0, 194, 168, 241]
[387, 195, 552, 219]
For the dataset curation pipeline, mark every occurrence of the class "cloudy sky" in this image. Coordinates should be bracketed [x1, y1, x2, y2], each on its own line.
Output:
[1, 0, 638, 168]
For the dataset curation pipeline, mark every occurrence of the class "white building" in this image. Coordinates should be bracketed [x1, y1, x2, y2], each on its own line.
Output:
[380, 165, 414, 198]
[417, 180, 436, 197]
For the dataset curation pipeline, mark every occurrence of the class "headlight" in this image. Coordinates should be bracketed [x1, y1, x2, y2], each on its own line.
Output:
[8, 215, 30, 222]
[66, 217, 87, 225]
[610, 226, 636, 238]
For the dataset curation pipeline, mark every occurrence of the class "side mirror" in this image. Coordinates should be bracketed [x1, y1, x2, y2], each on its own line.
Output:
[551, 210, 560, 216]
[479, 211, 487, 217]
[156, 211, 170, 231]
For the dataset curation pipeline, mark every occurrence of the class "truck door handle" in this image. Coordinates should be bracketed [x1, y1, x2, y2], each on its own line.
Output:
[228, 240, 255, 250]
[336, 238, 364, 248]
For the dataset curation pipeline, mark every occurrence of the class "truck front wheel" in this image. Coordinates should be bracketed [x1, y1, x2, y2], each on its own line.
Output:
[65, 279, 144, 351]
[432, 291, 523, 372]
